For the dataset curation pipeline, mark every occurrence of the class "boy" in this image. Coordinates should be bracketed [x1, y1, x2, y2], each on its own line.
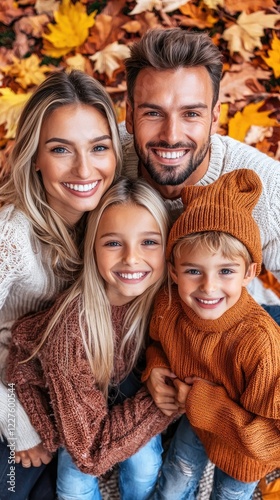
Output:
[143, 169, 280, 499]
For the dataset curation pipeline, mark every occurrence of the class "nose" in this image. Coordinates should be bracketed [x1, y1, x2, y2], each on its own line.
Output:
[200, 276, 217, 295]
[122, 245, 140, 266]
[159, 115, 182, 146]
[71, 153, 92, 179]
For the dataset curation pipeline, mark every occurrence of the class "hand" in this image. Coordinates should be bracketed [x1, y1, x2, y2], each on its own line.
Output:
[15, 443, 53, 468]
[146, 367, 178, 416]
[173, 378, 193, 413]
[185, 376, 217, 387]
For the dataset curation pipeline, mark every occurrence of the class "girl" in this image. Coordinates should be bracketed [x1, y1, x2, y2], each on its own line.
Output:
[0, 69, 121, 499]
[8, 178, 173, 500]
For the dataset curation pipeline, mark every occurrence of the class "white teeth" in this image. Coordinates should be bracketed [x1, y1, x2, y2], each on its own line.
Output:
[156, 150, 185, 159]
[63, 181, 98, 192]
[197, 298, 220, 305]
[118, 272, 145, 280]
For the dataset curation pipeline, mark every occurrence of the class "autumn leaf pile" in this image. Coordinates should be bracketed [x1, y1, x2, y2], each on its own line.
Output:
[0, 0, 279, 179]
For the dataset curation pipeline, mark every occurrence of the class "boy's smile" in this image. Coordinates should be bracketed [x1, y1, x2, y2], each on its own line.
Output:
[169, 246, 256, 320]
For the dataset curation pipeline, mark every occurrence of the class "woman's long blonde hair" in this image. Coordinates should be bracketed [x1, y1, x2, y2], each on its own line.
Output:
[35, 178, 170, 396]
[0, 70, 122, 281]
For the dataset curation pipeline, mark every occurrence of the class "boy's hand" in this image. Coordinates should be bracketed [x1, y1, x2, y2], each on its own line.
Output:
[15, 443, 52, 467]
[146, 367, 178, 416]
[173, 378, 193, 413]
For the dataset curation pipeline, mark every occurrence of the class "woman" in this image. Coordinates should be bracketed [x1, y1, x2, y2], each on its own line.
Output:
[0, 69, 121, 499]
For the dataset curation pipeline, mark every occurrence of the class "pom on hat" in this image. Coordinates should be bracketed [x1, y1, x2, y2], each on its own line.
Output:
[166, 169, 263, 275]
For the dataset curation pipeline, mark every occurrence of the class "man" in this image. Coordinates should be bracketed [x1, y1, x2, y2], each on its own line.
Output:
[120, 27, 280, 321]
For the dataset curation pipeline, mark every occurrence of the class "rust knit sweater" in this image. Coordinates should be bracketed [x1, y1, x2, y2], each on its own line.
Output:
[143, 285, 280, 482]
[7, 295, 172, 476]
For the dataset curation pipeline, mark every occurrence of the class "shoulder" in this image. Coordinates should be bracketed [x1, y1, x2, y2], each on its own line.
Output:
[0, 205, 33, 241]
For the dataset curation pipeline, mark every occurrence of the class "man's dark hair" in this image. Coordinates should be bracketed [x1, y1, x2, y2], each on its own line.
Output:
[125, 28, 223, 109]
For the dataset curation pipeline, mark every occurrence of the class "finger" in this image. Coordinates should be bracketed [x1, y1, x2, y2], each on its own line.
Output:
[41, 454, 53, 465]
[22, 461, 32, 468]
[30, 458, 43, 467]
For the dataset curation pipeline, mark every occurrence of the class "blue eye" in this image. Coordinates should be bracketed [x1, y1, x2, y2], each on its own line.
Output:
[93, 145, 108, 152]
[105, 241, 121, 247]
[185, 269, 200, 275]
[220, 269, 233, 275]
[143, 240, 157, 245]
[52, 146, 68, 154]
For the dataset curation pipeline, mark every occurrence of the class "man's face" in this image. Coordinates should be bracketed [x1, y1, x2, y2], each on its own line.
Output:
[126, 66, 220, 198]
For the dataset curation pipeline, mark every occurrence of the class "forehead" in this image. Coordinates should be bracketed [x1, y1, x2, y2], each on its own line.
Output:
[98, 203, 160, 230]
[133, 66, 214, 109]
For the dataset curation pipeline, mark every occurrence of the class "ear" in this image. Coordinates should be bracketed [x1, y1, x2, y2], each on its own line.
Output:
[168, 262, 178, 284]
[242, 263, 257, 287]
[210, 101, 220, 134]
[126, 100, 134, 134]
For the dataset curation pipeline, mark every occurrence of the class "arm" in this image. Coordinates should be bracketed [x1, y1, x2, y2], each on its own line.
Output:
[186, 378, 280, 462]
[7, 302, 173, 476]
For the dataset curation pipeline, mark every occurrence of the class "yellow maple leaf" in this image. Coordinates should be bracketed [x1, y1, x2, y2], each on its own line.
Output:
[223, 11, 280, 61]
[90, 42, 130, 79]
[262, 32, 280, 78]
[228, 101, 279, 142]
[66, 54, 87, 72]
[3, 54, 50, 89]
[0, 89, 31, 139]
[42, 0, 96, 58]
[219, 103, 229, 126]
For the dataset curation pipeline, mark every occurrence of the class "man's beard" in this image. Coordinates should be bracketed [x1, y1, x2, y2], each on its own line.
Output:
[135, 138, 211, 186]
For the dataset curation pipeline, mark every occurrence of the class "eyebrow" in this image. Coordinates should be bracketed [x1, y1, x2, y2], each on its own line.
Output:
[45, 135, 112, 145]
[99, 231, 162, 238]
[137, 103, 208, 111]
[180, 262, 241, 267]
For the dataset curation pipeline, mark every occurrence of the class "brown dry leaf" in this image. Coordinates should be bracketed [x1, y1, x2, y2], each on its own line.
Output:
[262, 32, 280, 79]
[177, 3, 217, 29]
[0, 88, 32, 139]
[122, 20, 142, 33]
[35, 0, 59, 15]
[244, 125, 273, 145]
[0, 0, 24, 24]
[15, 14, 49, 38]
[224, 0, 276, 15]
[202, 0, 224, 9]
[89, 42, 130, 79]
[223, 11, 280, 61]
[129, 0, 188, 15]
[65, 53, 87, 72]
[219, 63, 270, 103]
[228, 100, 279, 142]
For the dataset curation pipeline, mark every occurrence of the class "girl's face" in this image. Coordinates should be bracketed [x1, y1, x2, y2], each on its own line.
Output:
[35, 103, 117, 225]
[95, 203, 165, 306]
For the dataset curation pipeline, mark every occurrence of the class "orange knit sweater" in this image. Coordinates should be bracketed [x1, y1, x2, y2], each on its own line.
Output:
[143, 285, 280, 482]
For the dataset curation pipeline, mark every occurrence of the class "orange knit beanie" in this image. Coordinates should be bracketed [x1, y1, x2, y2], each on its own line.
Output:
[166, 169, 263, 275]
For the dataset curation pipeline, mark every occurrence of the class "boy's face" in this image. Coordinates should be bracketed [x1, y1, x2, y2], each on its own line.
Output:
[169, 245, 256, 320]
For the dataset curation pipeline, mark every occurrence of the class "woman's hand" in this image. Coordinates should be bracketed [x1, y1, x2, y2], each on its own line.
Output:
[15, 443, 53, 467]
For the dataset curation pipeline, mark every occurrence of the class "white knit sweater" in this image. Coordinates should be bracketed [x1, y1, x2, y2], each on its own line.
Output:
[119, 123, 280, 305]
[0, 205, 66, 450]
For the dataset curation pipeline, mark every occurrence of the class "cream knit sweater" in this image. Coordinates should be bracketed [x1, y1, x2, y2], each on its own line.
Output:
[0, 205, 65, 450]
[119, 124, 280, 305]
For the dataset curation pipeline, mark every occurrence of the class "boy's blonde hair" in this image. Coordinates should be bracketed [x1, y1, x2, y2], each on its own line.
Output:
[170, 231, 253, 271]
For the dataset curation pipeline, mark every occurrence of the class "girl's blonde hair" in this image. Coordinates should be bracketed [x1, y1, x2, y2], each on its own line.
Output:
[170, 231, 253, 270]
[34, 178, 170, 396]
[0, 70, 122, 281]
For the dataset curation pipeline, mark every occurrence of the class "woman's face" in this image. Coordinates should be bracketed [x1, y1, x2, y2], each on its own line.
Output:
[35, 103, 117, 225]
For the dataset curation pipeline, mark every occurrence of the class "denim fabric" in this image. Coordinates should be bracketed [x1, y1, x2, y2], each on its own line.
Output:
[0, 438, 53, 500]
[261, 304, 280, 326]
[152, 415, 258, 500]
[57, 434, 163, 500]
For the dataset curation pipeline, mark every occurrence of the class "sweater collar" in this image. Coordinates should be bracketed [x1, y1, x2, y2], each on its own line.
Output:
[180, 287, 252, 332]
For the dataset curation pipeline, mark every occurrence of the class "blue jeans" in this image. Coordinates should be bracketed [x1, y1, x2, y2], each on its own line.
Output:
[262, 304, 280, 325]
[57, 434, 163, 500]
[0, 438, 56, 500]
[153, 415, 258, 500]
